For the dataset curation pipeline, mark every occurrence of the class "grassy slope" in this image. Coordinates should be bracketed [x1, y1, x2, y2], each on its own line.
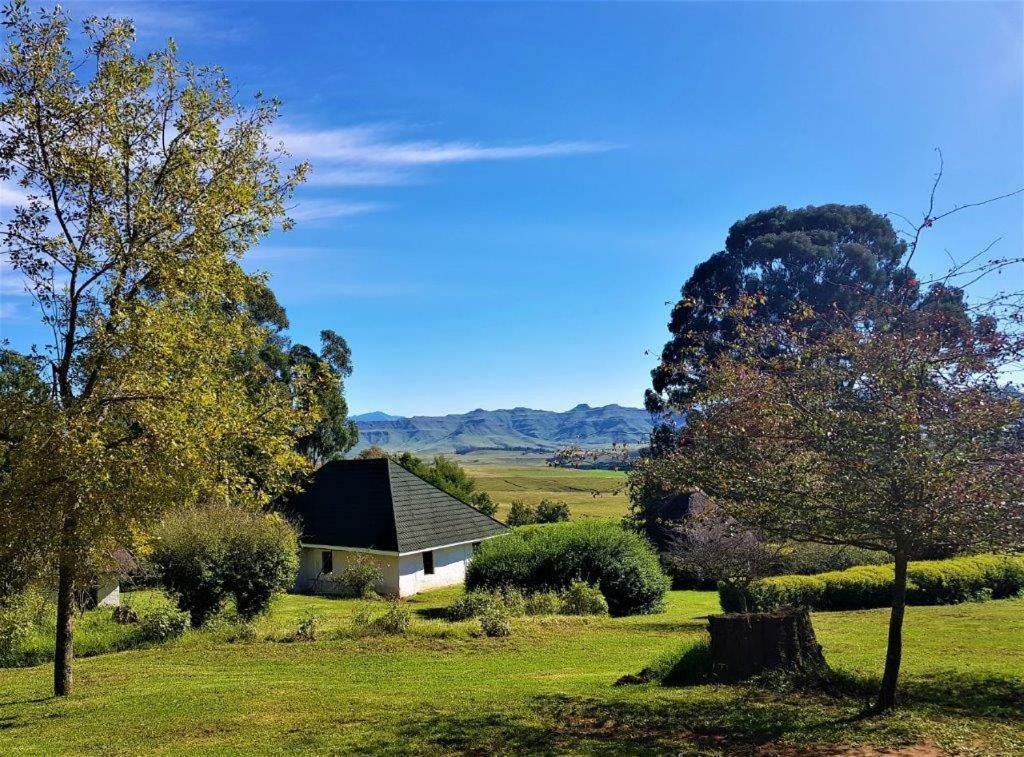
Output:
[1, 590, 1021, 754]
[461, 461, 630, 520]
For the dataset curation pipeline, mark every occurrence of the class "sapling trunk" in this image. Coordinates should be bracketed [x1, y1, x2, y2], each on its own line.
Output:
[53, 555, 76, 697]
[876, 548, 908, 711]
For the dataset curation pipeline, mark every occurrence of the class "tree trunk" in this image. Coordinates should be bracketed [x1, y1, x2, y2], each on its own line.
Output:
[708, 608, 827, 681]
[876, 548, 908, 711]
[53, 552, 76, 697]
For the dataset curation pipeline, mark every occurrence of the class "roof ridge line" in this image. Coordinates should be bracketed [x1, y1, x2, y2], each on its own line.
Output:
[384, 459, 403, 553]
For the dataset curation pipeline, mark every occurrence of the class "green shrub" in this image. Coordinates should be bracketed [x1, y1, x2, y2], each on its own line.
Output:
[138, 607, 189, 642]
[445, 588, 525, 621]
[466, 520, 669, 616]
[222, 512, 299, 620]
[0, 592, 43, 665]
[505, 499, 571, 526]
[355, 602, 410, 635]
[151, 504, 298, 626]
[506, 500, 536, 527]
[111, 604, 140, 625]
[721, 554, 1024, 612]
[292, 611, 322, 641]
[479, 611, 512, 637]
[445, 591, 497, 621]
[777, 542, 890, 575]
[560, 581, 609, 615]
[323, 557, 384, 599]
[522, 591, 562, 616]
[535, 499, 571, 523]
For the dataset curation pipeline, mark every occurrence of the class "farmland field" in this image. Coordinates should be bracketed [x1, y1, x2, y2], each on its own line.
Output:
[1, 589, 1021, 755]
[458, 455, 630, 521]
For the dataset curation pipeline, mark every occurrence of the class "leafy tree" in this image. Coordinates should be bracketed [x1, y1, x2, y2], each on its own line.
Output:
[645, 205, 932, 426]
[391, 452, 496, 515]
[535, 499, 571, 523]
[507, 498, 571, 526]
[356, 445, 389, 460]
[506, 500, 535, 527]
[245, 283, 358, 468]
[632, 289, 1024, 710]
[0, 3, 320, 694]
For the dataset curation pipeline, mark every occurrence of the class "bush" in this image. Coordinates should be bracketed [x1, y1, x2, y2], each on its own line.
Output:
[720, 554, 1024, 612]
[472, 492, 498, 518]
[111, 604, 140, 624]
[560, 581, 609, 615]
[536, 499, 571, 523]
[292, 611, 321, 641]
[222, 512, 299, 620]
[479, 611, 512, 637]
[506, 500, 536, 527]
[445, 589, 524, 621]
[151, 504, 299, 626]
[506, 499, 571, 527]
[523, 591, 562, 616]
[354, 602, 410, 635]
[777, 542, 889, 575]
[0, 592, 41, 665]
[466, 521, 669, 616]
[138, 607, 189, 642]
[323, 558, 383, 599]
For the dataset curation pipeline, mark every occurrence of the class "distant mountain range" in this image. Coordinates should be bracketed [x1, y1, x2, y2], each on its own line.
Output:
[351, 404, 658, 454]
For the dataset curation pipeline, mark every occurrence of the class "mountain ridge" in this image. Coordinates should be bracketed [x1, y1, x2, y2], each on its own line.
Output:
[351, 404, 657, 454]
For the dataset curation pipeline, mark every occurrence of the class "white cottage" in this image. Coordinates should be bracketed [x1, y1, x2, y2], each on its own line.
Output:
[283, 458, 509, 597]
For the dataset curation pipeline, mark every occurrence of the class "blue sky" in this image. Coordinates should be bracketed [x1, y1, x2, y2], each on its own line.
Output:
[2, 1, 1022, 416]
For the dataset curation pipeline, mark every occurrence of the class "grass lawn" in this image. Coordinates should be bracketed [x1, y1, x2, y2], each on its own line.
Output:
[1, 590, 1021, 754]
[461, 462, 630, 520]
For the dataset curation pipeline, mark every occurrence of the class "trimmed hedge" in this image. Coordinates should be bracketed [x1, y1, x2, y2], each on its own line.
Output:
[466, 521, 669, 616]
[719, 554, 1024, 613]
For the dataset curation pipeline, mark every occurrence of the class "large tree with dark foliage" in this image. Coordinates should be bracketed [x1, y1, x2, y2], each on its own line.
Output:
[645, 205, 923, 425]
[247, 282, 359, 467]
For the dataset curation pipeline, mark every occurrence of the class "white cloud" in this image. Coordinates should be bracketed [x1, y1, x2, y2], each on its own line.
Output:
[278, 125, 613, 166]
[305, 166, 415, 188]
[66, 2, 250, 43]
[287, 200, 386, 222]
[0, 180, 31, 210]
[0, 256, 28, 296]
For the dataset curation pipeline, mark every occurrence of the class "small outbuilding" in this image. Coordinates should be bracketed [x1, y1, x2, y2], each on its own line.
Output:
[282, 458, 509, 597]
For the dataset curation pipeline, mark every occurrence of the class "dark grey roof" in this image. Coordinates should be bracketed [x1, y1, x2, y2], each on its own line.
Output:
[280, 458, 508, 554]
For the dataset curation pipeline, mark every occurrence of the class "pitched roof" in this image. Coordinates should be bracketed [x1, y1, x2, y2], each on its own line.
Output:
[280, 458, 509, 554]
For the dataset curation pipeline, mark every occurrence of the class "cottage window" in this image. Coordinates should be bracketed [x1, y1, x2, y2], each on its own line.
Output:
[422, 550, 435, 575]
[321, 550, 333, 574]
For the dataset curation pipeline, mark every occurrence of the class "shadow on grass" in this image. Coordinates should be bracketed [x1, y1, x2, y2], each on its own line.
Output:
[392, 691, 865, 754]
[395, 671, 1024, 754]
[413, 607, 449, 620]
[898, 672, 1024, 720]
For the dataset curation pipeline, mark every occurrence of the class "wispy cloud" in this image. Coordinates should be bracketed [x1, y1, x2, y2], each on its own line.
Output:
[67, 2, 251, 43]
[278, 125, 613, 168]
[278, 124, 615, 223]
[0, 180, 31, 210]
[287, 199, 386, 222]
[305, 166, 416, 188]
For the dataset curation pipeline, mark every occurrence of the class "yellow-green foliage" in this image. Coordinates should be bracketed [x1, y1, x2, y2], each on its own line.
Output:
[721, 554, 1024, 612]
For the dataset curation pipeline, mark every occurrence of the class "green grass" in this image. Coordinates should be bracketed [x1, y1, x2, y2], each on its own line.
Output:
[462, 462, 630, 520]
[1, 589, 1021, 754]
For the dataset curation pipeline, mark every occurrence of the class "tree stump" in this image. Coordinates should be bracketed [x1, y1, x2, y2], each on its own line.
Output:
[707, 608, 827, 681]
